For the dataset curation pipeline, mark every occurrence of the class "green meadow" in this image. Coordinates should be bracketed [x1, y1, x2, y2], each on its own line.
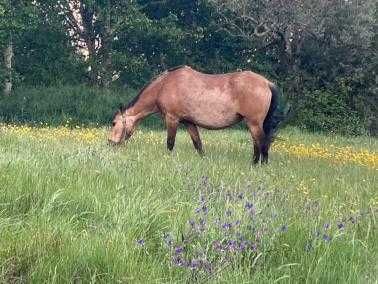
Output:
[0, 125, 377, 283]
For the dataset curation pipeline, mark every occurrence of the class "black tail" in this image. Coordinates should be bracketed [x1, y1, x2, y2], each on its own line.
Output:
[263, 84, 290, 147]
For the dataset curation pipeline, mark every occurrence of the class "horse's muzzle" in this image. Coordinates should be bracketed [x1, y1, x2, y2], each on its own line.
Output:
[108, 139, 121, 146]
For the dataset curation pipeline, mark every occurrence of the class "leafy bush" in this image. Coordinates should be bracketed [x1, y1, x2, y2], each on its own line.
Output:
[293, 88, 366, 136]
[0, 85, 161, 127]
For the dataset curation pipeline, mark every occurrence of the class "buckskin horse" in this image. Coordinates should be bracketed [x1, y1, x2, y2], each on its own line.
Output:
[108, 66, 284, 164]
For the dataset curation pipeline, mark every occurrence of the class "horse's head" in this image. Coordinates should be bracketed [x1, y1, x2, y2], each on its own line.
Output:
[108, 108, 136, 145]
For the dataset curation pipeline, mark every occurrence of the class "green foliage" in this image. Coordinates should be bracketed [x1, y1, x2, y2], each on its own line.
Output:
[0, 85, 137, 125]
[0, 1, 38, 43]
[15, 27, 86, 86]
[113, 12, 186, 87]
[295, 88, 366, 136]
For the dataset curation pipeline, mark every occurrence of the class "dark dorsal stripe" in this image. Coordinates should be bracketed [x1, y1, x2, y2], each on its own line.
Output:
[167, 65, 187, 72]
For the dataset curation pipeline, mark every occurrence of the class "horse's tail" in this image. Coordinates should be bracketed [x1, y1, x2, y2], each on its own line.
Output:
[263, 83, 291, 148]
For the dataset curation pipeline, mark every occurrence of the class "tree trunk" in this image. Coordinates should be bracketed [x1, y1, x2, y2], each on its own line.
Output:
[3, 37, 13, 96]
[79, 2, 99, 85]
[101, 9, 113, 88]
[85, 37, 98, 84]
[283, 25, 294, 71]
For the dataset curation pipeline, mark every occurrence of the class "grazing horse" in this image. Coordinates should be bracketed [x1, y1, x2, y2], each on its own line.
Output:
[108, 65, 283, 164]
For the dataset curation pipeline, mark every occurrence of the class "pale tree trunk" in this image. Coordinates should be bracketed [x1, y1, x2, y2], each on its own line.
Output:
[3, 37, 13, 96]
[101, 11, 113, 88]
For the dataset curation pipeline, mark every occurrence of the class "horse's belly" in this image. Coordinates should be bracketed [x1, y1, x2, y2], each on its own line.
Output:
[188, 111, 240, 129]
[183, 93, 240, 129]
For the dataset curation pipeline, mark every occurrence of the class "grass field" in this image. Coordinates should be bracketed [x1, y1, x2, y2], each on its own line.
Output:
[0, 123, 377, 283]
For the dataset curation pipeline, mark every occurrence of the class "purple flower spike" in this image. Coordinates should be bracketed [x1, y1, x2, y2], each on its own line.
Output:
[227, 240, 237, 252]
[188, 219, 195, 228]
[239, 241, 248, 252]
[237, 192, 244, 200]
[175, 246, 184, 255]
[337, 222, 345, 230]
[245, 202, 253, 210]
[280, 225, 288, 232]
[323, 223, 330, 230]
[222, 222, 232, 230]
[136, 239, 145, 246]
[202, 205, 208, 214]
[190, 259, 200, 270]
[322, 234, 332, 242]
[198, 218, 206, 231]
[200, 194, 206, 203]
[172, 256, 186, 267]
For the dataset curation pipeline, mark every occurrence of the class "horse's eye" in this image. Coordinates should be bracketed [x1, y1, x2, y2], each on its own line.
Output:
[112, 122, 116, 127]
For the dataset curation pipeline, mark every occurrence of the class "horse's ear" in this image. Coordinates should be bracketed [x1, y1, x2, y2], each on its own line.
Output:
[119, 104, 123, 112]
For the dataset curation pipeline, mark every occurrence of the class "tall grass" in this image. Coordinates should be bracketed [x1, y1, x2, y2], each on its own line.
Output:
[0, 124, 376, 283]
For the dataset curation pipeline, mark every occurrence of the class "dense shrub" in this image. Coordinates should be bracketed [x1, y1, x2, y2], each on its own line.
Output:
[0, 85, 148, 126]
[293, 89, 366, 136]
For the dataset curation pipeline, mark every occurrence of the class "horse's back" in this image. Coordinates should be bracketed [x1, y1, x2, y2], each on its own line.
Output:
[157, 66, 272, 129]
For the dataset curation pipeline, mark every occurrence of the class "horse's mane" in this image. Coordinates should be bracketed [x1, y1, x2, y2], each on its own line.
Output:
[121, 65, 187, 113]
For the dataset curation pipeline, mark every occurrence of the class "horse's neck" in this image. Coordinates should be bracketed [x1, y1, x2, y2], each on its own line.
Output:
[127, 77, 164, 119]
[126, 95, 158, 120]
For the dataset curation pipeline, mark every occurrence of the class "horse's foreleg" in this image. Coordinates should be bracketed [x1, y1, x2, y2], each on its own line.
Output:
[247, 122, 265, 165]
[165, 115, 179, 151]
[185, 122, 204, 156]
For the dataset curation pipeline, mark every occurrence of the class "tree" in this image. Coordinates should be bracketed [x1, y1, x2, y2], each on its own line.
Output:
[208, 0, 375, 79]
[0, 0, 14, 96]
[0, 0, 38, 95]
[36, 0, 154, 87]
[2, 36, 12, 96]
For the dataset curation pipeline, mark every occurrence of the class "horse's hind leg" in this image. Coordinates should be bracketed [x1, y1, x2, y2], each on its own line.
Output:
[184, 122, 204, 155]
[165, 114, 179, 151]
[246, 122, 265, 165]
[261, 141, 270, 164]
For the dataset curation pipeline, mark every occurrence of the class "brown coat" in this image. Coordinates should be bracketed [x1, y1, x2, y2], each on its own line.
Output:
[109, 66, 281, 164]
